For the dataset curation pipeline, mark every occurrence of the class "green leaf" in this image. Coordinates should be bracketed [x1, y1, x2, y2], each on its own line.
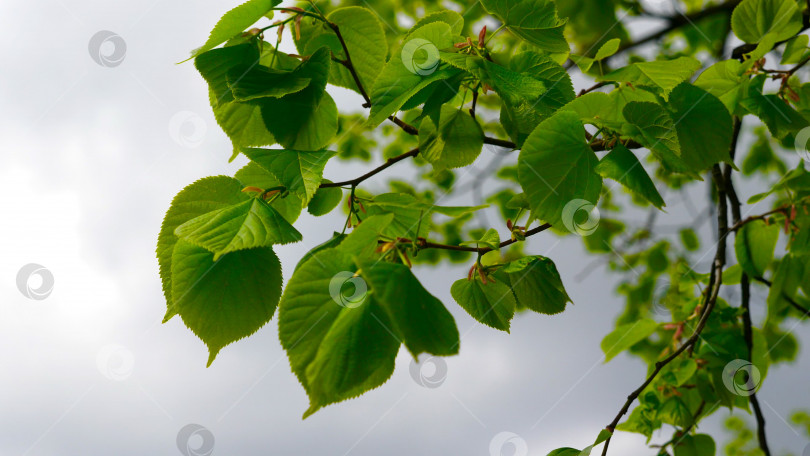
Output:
[367, 22, 459, 127]
[241, 148, 336, 205]
[598, 57, 701, 96]
[408, 10, 465, 36]
[480, 0, 569, 53]
[668, 82, 734, 172]
[357, 259, 460, 357]
[234, 161, 304, 223]
[278, 247, 398, 417]
[171, 240, 282, 365]
[195, 43, 260, 106]
[210, 91, 276, 159]
[594, 38, 621, 60]
[260, 47, 338, 151]
[731, 0, 802, 44]
[601, 318, 658, 362]
[680, 228, 700, 251]
[595, 145, 665, 209]
[742, 76, 809, 139]
[175, 198, 302, 259]
[363, 193, 486, 239]
[518, 110, 602, 227]
[307, 184, 342, 216]
[622, 101, 690, 175]
[296, 7, 387, 95]
[502, 255, 572, 315]
[187, 0, 281, 60]
[735, 220, 779, 277]
[328, 7, 387, 93]
[157, 176, 249, 317]
[768, 254, 805, 318]
[227, 64, 311, 101]
[450, 277, 516, 331]
[460, 228, 501, 250]
[782, 34, 809, 65]
[694, 59, 749, 114]
[673, 434, 716, 456]
[419, 105, 484, 169]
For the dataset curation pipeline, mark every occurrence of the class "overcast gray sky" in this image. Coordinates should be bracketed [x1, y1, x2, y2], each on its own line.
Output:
[1, 0, 808, 455]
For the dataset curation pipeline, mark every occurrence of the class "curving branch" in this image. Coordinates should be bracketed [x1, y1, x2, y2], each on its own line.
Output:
[319, 148, 420, 188]
[415, 223, 552, 253]
[599, 167, 730, 455]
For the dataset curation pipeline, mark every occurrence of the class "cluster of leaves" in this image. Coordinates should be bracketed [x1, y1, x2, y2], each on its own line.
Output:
[158, 0, 810, 453]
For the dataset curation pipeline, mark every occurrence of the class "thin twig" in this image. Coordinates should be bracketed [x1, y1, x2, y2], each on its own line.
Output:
[319, 148, 419, 188]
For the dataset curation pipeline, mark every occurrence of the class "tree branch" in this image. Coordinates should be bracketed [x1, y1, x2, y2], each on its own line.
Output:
[606, 0, 741, 61]
[724, 119, 772, 456]
[599, 168, 730, 455]
[414, 223, 552, 253]
[320, 148, 420, 188]
[752, 277, 810, 317]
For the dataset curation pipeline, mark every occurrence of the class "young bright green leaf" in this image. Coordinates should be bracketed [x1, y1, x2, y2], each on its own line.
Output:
[234, 161, 304, 222]
[735, 220, 779, 278]
[668, 82, 734, 172]
[598, 57, 701, 96]
[502, 256, 572, 315]
[307, 184, 342, 216]
[241, 147, 336, 205]
[357, 259, 460, 358]
[338, 214, 395, 260]
[594, 38, 621, 60]
[364, 193, 487, 239]
[694, 59, 748, 114]
[767, 254, 805, 319]
[419, 105, 484, 169]
[368, 22, 459, 127]
[296, 7, 387, 95]
[188, 0, 281, 60]
[260, 47, 338, 151]
[459, 228, 501, 250]
[407, 10, 465, 36]
[450, 277, 516, 332]
[211, 91, 276, 159]
[171, 240, 282, 366]
[480, 0, 569, 53]
[175, 198, 302, 259]
[157, 176, 249, 316]
[601, 318, 658, 362]
[595, 145, 665, 209]
[782, 34, 810, 65]
[278, 247, 399, 418]
[518, 110, 602, 227]
[731, 0, 802, 43]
